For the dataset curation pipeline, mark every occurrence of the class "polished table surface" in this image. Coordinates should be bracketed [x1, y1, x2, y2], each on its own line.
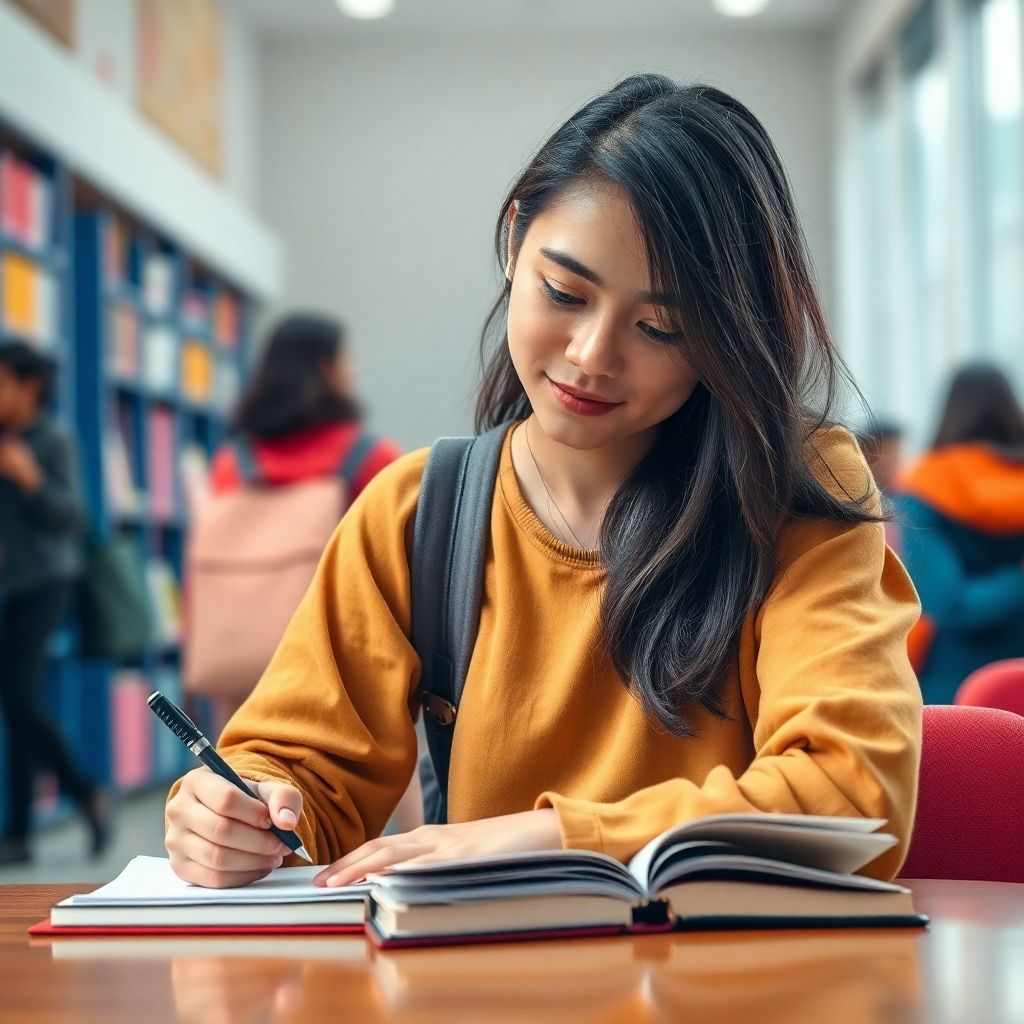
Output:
[1, 878, 1023, 1024]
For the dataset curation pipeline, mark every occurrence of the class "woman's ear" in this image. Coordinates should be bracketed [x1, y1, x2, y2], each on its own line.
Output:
[505, 201, 518, 282]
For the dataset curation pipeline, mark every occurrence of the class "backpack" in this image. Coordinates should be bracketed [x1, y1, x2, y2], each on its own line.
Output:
[184, 433, 377, 703]
[411, 423, 508, 824]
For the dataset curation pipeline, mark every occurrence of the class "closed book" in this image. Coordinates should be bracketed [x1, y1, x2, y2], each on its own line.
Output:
[365, 813, 927, 948]
[31, 856, 368, 935]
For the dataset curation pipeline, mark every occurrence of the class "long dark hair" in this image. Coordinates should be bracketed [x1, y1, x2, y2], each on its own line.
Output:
[477, 75, 876, 736]
[233, 313, 360, 439]
[0, 341, 56, 407]
[931, 363, 1024, 454]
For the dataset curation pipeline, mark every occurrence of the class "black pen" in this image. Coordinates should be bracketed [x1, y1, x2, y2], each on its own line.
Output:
[147, 691, 313, 864]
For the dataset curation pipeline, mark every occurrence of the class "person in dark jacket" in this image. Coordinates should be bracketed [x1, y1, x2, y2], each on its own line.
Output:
[893, 364, 1024, 704]
[0, 342, 109, 866]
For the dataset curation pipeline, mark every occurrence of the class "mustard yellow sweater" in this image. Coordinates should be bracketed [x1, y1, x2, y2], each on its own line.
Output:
[209, 425, 922, 880]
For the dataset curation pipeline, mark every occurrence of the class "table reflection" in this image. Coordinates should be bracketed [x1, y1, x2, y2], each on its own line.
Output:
[41, 926, 927, 1024]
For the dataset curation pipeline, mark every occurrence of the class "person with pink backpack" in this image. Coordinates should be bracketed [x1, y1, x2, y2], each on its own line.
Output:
[184, 314, 400, 724]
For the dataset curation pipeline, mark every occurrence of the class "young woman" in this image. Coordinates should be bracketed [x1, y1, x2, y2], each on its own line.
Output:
[0, 342, 109, 866]
[209, 313, 400, 500]
[894, 364, 1024, 703]
[165, 76, 922, 889]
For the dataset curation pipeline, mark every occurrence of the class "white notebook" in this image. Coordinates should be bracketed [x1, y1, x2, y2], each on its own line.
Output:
[49, 856, 369, 928]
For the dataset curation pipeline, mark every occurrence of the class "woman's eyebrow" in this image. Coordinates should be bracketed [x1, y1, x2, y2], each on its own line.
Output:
[538, 247, 677, 306]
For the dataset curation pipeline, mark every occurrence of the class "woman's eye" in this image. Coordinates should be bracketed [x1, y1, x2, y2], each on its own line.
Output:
[542, 280, 583, 306]
[638, 322, 682, 343]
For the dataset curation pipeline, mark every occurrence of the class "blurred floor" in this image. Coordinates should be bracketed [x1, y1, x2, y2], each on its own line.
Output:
[0, 787, 168, 885]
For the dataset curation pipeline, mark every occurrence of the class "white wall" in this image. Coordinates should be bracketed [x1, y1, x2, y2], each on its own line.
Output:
[258, 31, 835, 449]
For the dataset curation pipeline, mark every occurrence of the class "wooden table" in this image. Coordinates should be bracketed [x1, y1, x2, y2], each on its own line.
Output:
[1, 879, 1022, 1023]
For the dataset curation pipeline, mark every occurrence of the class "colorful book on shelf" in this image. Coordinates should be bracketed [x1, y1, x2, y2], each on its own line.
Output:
[1, 251, 56, 347]
[214, 291, 240, 348]
[181, 341, 214, 402]
[180, 289, 210, 330]
[145, 559, 182, 644]
[0, 152, 17, 238]
[143, 324, 177, 393]
[109, 303, 139, 378]
[214, 358, 240, 413]
[30, 856, 369, 936]
[104, 217, 126, 286]
[365, 813, 926, 948]
[148, 406, 177, 518]
[29, 815, 927, 943]
[110, 672, 153, 790]
[0, 152, 50, 248]
[180, 443, 211, 514]
[143, 252, 174, 315]
[104, 423, 140, 514]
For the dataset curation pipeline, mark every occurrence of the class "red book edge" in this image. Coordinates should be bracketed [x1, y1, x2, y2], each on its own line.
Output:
[29, 919, 364, 938]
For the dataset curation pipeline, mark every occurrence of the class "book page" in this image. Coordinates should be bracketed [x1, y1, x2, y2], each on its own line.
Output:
[67, 856, 369, 906]
[627, 814, 892, 891]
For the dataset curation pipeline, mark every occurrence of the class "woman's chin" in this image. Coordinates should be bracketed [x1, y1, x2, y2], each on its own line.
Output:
[531, 407, 618, 452]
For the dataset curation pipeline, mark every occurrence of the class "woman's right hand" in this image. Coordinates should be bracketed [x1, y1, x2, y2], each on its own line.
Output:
[165, 766, 305, 888]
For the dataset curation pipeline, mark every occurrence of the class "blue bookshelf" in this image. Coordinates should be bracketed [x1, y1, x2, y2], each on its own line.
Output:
[74, 207, 251, 795]
[0, 125, 88, 831]
[0, 115, 254, 835]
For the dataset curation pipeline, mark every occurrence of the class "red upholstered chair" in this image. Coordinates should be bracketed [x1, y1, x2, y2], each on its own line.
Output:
[899, 705, 1024, 883]
[954, 659, 1024, 717]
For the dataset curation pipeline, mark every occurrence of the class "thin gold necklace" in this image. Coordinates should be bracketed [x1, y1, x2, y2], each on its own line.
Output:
[523, 419, 591, 550]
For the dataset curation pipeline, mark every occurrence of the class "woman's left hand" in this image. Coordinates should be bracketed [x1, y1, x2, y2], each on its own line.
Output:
[313, 809, 563, 887]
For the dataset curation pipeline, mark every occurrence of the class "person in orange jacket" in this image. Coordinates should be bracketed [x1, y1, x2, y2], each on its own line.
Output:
[893, 364, 1024, 703]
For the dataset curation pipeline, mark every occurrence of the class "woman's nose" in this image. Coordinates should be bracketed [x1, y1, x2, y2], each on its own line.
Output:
[564, 315, 622, 378]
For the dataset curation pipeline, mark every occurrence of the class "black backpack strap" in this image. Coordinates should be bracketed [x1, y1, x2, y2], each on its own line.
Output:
[337, 433, 377, 487]
[411, 422, 508, 824]
[234, 436, 261, 485]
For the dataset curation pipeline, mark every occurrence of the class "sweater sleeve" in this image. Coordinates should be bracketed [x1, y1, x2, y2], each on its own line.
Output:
[895, 495, 1024, 633]
[536, 431, 923, 881]
[172, 449, 429, 865]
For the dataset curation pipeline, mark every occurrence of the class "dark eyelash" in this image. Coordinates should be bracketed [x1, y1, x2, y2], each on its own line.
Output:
[638, 322, 682, 344]
[543, 278, 680, 342]
[542, 279, 583, 305]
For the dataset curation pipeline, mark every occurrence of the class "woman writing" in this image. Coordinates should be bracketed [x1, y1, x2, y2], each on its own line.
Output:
[165, 76, 922, 887]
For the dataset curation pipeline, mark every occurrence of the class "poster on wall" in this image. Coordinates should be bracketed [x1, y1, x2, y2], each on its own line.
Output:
[137, 0, 222, 178]
[11, 0, 75, 48]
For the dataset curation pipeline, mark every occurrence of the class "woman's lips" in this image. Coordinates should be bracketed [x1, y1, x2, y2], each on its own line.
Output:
[547, 377, 623, 417]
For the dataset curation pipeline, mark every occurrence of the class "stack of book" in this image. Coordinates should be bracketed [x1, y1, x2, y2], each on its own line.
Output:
[30, 814, 926, 944]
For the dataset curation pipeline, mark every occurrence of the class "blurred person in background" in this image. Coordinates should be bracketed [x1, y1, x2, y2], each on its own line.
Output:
[187, 314, 404, 763]
[856, 420, 905, 496]
[0, 342, 110, 867]
[210, 313, 400, 497]
[893, 364, 1024, 703]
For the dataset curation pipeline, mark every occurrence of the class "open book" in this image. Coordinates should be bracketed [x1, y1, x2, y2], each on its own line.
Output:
[29, 814, 926, 945]
[365, 813, 927, 947]
[29, 856, 369, 936]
